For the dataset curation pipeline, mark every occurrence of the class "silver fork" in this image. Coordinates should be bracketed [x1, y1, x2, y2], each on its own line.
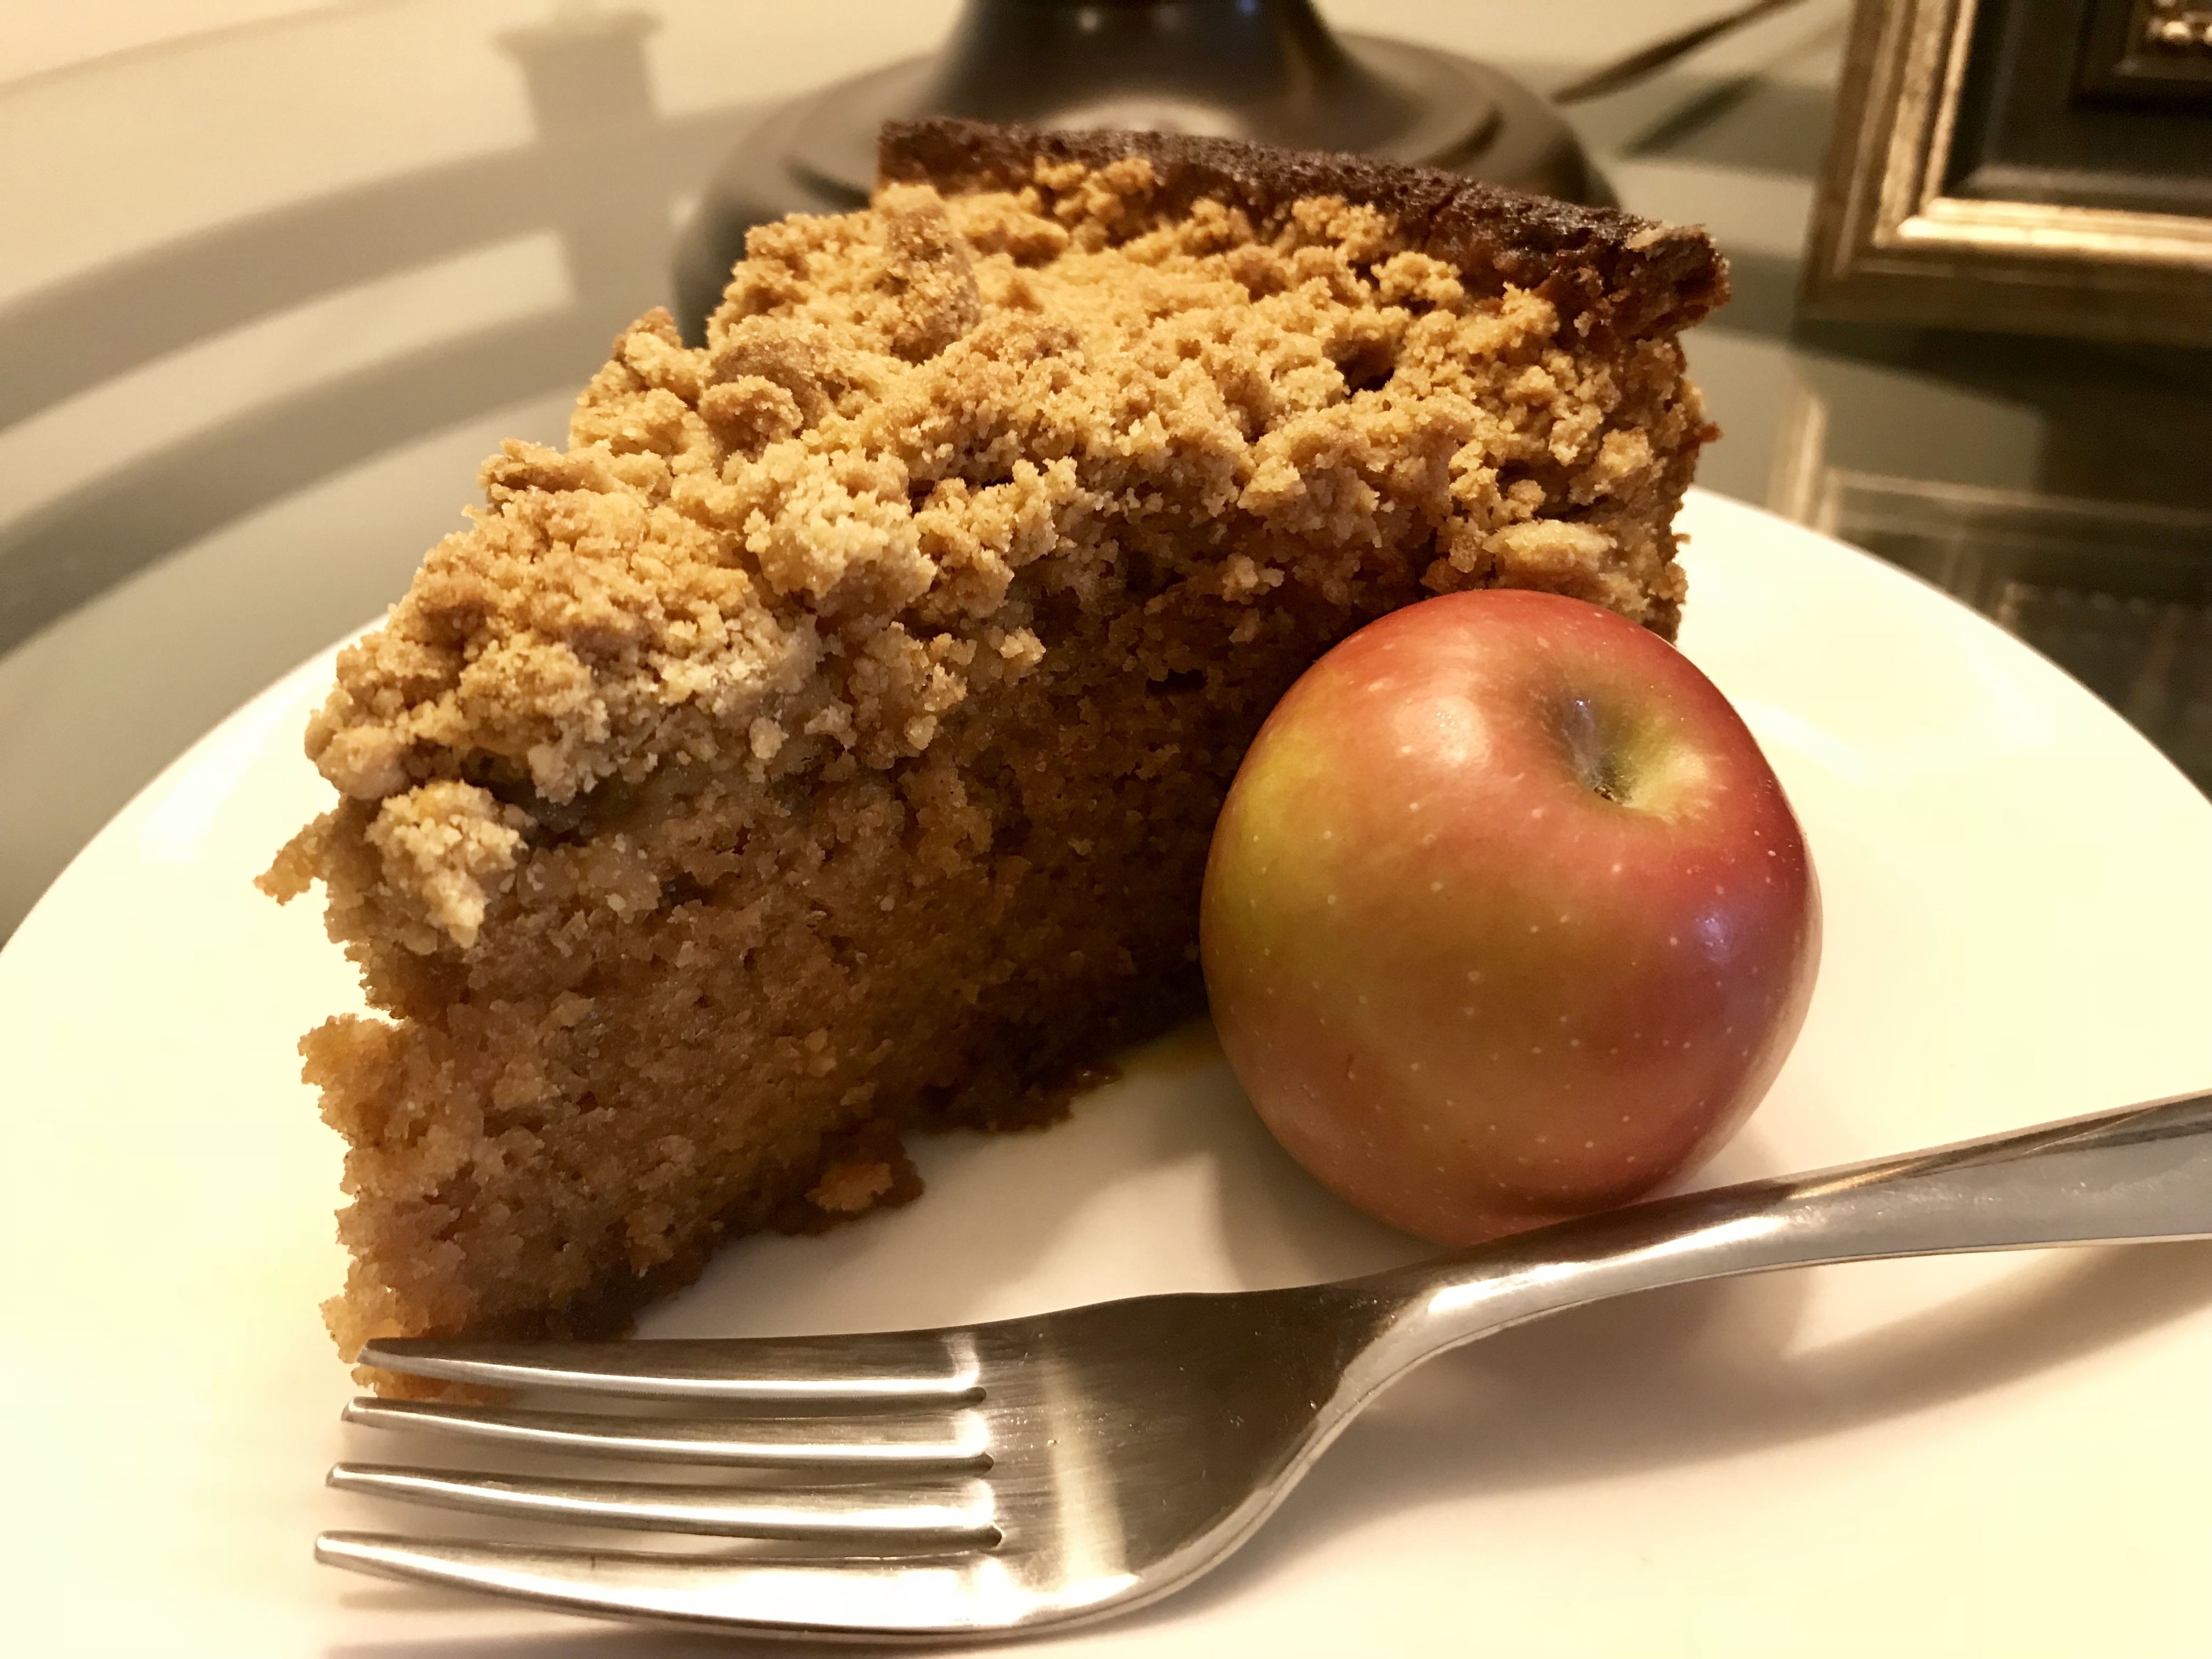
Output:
[320, 1088, 2212, 1643]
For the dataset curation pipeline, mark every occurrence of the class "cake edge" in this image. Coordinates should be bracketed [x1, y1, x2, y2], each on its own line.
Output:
[877, 117, 1730, 343]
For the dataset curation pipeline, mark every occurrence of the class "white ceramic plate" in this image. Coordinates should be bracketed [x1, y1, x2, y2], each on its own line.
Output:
[5, 488, 2210, 1658]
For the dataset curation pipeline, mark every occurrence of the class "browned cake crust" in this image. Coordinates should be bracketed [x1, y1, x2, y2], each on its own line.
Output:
[879, 119, 1728, 343]
[263, 123, 1725, 1384]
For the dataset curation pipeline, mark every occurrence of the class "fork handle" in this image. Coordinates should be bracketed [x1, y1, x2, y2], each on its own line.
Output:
[1367, 1088, 2212, 1359]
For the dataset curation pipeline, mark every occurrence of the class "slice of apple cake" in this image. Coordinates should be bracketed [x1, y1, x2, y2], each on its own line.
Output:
[261, 119, 1727, 1369]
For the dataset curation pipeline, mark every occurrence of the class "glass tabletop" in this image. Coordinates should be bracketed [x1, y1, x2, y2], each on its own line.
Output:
[2, 0, 2207, 941]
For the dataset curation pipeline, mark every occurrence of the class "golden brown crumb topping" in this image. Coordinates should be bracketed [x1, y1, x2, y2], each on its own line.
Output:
[296, 157, 1700, 951]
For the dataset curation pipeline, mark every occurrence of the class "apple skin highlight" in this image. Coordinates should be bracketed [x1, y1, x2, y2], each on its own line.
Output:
[1200, 590, 1821, 1246]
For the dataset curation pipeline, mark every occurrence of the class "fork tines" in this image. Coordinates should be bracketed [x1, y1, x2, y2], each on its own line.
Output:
[321, 1330, 1017, 1630]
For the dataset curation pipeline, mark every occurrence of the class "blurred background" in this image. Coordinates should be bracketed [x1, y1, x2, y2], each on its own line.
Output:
[3, 0, 2209, 940]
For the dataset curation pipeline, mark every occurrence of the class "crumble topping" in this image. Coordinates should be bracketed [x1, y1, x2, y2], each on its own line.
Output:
[288, 159, 1701, 949]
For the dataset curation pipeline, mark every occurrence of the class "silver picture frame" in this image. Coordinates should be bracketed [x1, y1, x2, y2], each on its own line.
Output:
[1803, 0, 2212, 345]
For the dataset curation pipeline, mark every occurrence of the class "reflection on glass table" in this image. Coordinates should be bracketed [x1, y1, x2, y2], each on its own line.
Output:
[1812, 476, 2212, 788]
[1761, 324, 2212, 793]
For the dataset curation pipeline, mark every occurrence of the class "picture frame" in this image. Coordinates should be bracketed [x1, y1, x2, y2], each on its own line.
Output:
[1803, 0, 2212, 345]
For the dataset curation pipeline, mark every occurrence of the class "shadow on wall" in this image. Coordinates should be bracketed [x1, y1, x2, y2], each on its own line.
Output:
[0, 12, 752, 658]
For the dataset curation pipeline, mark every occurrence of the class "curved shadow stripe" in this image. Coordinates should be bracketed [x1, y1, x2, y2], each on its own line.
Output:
[0, 312, 612, 654]
[0, 108, 748, 435]
[0, 83, 767, 654]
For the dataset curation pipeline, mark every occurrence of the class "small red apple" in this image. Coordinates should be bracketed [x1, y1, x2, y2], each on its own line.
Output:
[1201, 590, 1819, 1245]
